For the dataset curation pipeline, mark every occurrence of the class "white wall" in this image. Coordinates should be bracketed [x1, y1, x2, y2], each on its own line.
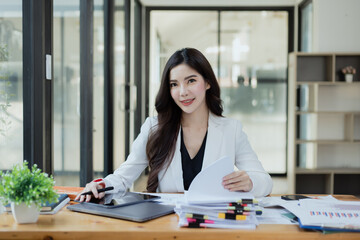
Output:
[313, 0, 360, 52]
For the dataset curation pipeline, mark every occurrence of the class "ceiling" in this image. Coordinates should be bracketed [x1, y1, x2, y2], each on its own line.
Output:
[140, 0, 300, 7]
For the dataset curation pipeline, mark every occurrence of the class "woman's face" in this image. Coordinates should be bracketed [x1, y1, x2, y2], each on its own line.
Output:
[169, 63, 210, 115]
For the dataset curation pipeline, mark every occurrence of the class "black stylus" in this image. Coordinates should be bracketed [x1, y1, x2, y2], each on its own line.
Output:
[81, 186, 114, 196]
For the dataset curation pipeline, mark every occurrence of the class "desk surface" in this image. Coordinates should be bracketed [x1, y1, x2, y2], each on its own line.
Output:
[1, 195, 359, 240]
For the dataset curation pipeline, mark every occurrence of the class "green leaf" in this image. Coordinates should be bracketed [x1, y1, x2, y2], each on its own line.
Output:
[0, 161, 58, 208]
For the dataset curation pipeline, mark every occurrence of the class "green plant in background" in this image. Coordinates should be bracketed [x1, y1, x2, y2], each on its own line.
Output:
[0, 43, 13, 137]
[0, 161, 58, 209]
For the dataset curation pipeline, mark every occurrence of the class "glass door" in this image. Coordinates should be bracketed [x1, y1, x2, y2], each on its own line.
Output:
[149, 10, 218, 117]
[148, 9, 290, 174]
[0, 0, 23, 170]
[53, 0, 81, 186]
[219, 11, 288, 174]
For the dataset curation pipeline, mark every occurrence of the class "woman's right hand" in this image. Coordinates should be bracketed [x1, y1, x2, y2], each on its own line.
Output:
[75, 179, 106, 202]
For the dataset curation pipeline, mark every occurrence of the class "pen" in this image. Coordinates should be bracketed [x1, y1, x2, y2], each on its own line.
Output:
[81, 186, 114, 196]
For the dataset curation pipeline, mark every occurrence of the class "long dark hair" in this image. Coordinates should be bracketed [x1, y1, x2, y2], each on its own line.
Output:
[146, 48, 223, 192]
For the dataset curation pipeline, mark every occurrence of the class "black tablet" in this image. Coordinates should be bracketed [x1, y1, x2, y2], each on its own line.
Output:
[67, 201, 174, 222]
[81, 192, 160, 208]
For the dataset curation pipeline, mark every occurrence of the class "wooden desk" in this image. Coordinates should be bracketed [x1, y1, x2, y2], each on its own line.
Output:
[1, 195, 359, 240]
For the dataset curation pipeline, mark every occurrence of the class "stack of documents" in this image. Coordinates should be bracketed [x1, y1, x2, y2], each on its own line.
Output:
[175, 156, 262, 229]
[175, 198, 261, 229]
[261, 195, 360, 232]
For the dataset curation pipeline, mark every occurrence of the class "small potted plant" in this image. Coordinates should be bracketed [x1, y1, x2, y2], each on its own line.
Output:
[0, 161, 58, 224]
[341, 65, 356, 83]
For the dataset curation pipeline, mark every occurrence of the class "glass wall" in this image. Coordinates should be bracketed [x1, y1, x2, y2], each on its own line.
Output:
[114, 0, 126, 169]
[300, 2, 313, 52]
[149, 11, 218, 116]
[53, 0, 126, 185]
[93, 0, 105, 179]
[149, 10, 289, 174]
[0, 0, 23, 170]
[220, 11, 288, 174]
[53, 1, 81, 186]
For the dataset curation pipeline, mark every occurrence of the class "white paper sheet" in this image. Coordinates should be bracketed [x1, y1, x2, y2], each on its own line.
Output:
[296, 199, 360, 228]
[185, 156, 253, 203]
[138, 192, 185, 205]
[257, 208, 298, 225]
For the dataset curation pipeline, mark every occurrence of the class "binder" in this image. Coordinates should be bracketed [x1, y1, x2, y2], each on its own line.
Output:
[299, 219, 360, 232]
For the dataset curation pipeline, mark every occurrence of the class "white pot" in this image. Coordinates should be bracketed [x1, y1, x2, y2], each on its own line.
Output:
[345, 74, 354, 83]
[0, 201, 4, 214]
[11, 202, 39, 224]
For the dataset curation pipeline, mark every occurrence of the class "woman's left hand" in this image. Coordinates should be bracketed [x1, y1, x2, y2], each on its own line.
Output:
[222, 171, 253, 192]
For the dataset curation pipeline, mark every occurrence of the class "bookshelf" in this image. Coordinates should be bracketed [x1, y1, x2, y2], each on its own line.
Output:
[287, 52, 360, 194]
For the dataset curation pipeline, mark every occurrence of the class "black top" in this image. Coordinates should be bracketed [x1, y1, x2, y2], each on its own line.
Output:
[181, 130, 208, 190]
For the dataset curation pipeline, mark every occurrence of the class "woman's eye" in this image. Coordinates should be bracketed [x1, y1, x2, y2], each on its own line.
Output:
[188, 79, 196, 83]
[170, 83, 177, 88]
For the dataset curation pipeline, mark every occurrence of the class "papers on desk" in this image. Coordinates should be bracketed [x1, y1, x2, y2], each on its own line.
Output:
[175, 156, 260, 229]
[259, 195, 360, 232]
[185, 156, 254, 203]
[148, 193, 186, 206]
[296, 199, 360, 231]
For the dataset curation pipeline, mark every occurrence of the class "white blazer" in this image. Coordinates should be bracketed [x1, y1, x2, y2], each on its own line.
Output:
[104, 113, 273, 197]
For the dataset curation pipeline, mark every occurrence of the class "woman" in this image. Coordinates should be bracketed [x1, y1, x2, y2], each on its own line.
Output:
[76, 48, 272, 202]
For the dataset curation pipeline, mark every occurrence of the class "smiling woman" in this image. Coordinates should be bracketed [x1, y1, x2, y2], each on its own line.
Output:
[76, 48, 272, 203]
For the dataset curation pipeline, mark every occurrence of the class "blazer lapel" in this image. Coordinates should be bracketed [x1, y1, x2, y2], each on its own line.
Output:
[202, 113, 224, 169]
[169, 127, 185, 192]
[167, 113, 224, 192]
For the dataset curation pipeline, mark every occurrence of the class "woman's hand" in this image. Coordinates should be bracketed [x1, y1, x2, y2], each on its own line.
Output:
[222, 171, 253, 192]
[75, 180, 106, 202]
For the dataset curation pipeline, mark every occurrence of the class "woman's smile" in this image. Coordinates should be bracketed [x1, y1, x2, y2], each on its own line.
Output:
[180, 98, 195, 106]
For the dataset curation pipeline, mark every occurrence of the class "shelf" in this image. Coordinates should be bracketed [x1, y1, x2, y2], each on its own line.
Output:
[334, 174, 360, 194]
[296, 55, 332, 82]
[296, 140, 360, 144]
[296, 168, 360, 174]
[296, 174, 331, 194]
[335, 55, 360, 82]
[297, 81, 360, 85]
[289, 52, 360, 194]
[296, 111, 360, 115]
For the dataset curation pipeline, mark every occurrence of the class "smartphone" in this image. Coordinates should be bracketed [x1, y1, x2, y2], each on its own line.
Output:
[87, 192, 160, 208]
[281, 194, 310, 201]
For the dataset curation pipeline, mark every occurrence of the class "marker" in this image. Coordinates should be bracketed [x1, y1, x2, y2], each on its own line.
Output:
[185, 213, 209, 220]
[228, 206, 251, 211]
[183, 222, 207, 228]
[218, 213, 247, 220]
[227, 210, 250, 215]
[237, 199, 258, 204]
[187, 218, 214, 224]
[229, 203, 247, 207]
[81, 186, 114, 196]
